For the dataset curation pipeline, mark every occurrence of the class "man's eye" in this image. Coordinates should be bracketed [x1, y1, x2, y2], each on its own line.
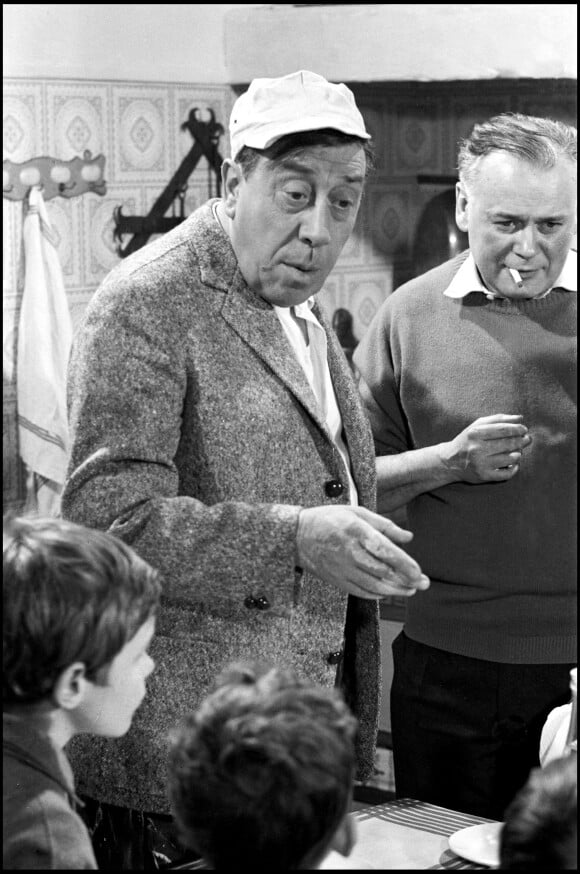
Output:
[540, 221, 562, 232]
[284, 189, 308, 202]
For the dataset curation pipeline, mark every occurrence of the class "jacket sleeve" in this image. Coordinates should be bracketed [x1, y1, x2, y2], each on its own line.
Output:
[3, 792, 98, 870]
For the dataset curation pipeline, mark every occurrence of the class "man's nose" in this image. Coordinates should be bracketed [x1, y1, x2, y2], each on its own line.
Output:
[512, 225, 537, 258]
[299, 202, 332, 247]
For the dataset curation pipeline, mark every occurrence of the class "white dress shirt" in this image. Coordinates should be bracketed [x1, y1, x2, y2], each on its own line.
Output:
[274, 299, 359, 506]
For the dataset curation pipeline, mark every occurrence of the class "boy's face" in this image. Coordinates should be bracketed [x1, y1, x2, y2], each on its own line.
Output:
[75, 615, 156, 737]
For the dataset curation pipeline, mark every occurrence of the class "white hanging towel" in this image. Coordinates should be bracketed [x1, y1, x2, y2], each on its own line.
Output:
[17, 185, 72, 516]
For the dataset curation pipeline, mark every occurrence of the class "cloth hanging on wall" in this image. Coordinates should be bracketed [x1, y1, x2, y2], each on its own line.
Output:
[17, 185, 72, 517]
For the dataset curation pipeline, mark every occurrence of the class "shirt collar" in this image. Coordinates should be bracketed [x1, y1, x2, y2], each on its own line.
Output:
[273, 296, 316, 323]
[443, 250, 577, 299]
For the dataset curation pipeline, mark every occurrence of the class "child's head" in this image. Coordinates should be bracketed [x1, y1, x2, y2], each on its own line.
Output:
[3, 514, 161, 737]
[167, 661, 358, 871]
[500, 754, 577, 870]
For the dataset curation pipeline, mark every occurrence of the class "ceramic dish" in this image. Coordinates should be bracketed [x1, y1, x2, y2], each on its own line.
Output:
[448, 821, 504, 868]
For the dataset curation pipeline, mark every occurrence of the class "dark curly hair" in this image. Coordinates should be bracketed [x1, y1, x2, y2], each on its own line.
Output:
[167, 661, 358, 870]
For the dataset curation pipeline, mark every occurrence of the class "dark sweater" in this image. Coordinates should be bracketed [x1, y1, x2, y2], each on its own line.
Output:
[354, 253, 577, 664]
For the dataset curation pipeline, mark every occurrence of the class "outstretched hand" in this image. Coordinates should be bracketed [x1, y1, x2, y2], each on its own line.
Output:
[296, 505, 430, 600]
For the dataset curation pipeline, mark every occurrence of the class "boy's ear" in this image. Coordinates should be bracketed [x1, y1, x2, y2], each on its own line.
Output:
[53, 662, 89, 710]
[329, 812, 356, 858]
[221, 158, 243, 218]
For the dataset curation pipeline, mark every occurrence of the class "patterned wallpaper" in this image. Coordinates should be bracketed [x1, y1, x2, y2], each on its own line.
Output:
[3, 77, 237, 511]
[3, 76, 576, 511]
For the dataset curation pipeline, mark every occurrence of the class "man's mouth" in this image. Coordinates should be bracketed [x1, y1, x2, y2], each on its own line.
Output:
[284, 262, 319, 274]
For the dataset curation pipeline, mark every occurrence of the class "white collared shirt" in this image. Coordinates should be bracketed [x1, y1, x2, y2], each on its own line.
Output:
[274, 299, 358, 506]
[444, 250, 577, 300]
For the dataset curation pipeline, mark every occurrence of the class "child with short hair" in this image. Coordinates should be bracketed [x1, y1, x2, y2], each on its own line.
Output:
[500, 754, 577, 870]
[3, 515, 161, 870]
[167, 661, 359, 871]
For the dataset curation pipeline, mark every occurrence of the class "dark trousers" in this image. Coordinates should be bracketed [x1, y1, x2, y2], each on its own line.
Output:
[390, 631, 574, 820]
[77, 796, 202, 870]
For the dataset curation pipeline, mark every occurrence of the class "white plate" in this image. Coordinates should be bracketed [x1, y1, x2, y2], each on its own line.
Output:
[448, 821, 504, 868]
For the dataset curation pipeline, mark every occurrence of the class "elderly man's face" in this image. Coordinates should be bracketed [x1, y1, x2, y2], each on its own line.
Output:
[223, 142, 366, 307]
[456, 151, 577, 299]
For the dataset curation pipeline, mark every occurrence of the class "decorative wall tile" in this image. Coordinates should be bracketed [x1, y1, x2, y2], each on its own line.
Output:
[369, 185, 413, 257]
[3, 199, 21, 299]
[112, 86, 171, 182]
[450, 97, 512, 162]
[46, 83, 109, 160]
[392, 99, 441, 173]
[3, 82, 45, 162]
[344, 268, 393, 342]
[45, 196, 83, 287]
[517, 96, 577, 125]
[319, 268, 392, 343]
[357, 103, 387, 172]
[82, 187, 142, 284]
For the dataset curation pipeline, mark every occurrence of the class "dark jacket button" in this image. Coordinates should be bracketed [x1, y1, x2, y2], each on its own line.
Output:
[255, 595, 270, 610]
[244, 596, 257, 609]
[325, 479, 344, 498]
[326, 650, 343, 665]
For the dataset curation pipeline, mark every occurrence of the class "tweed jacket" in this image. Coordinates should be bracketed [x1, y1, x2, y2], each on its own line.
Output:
[62, 200, 380, 814]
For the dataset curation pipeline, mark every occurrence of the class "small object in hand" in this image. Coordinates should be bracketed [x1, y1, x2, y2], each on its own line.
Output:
[508, 268, 524, 288]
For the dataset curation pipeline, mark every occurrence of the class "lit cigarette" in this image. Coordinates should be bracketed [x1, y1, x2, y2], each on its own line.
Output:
[509, 268, 524, 288]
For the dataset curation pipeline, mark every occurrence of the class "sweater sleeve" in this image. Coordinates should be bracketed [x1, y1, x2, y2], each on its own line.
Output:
[353, 299, 411, 456]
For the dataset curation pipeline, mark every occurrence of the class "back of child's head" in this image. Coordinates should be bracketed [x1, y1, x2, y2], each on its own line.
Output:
[500, 754, 577, 870]
[3, 514, 161, 707]
[167, 661, 358, 871]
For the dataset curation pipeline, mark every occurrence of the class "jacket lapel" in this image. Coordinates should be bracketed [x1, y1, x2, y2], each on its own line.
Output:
[221, 281, 330, 435]
[192, 202, 370, 474]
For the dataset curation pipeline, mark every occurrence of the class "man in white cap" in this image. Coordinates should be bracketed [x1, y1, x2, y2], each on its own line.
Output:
[61, 70, 429, 867]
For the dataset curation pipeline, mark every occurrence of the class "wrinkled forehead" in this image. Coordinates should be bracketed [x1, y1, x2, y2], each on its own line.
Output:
[467, 152, 577, 209]
[264, 142, 367, 183]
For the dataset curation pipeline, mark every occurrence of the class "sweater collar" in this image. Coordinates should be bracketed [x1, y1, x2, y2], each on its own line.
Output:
[444, 249, 577, 300]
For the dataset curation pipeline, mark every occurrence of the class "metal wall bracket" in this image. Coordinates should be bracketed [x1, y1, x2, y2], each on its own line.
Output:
[113, 108, 224, 258]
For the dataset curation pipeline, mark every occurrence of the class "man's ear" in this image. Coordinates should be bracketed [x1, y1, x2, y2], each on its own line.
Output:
[328, 812, 356, 858]
[455, 180, 469, 233]
[53, 662, 89, 710]
[221, 158, 243, 219]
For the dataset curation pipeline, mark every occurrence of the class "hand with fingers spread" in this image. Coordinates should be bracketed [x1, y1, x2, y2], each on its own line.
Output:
[296, 505, 430, 600]
[441, 413, 532, 482]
